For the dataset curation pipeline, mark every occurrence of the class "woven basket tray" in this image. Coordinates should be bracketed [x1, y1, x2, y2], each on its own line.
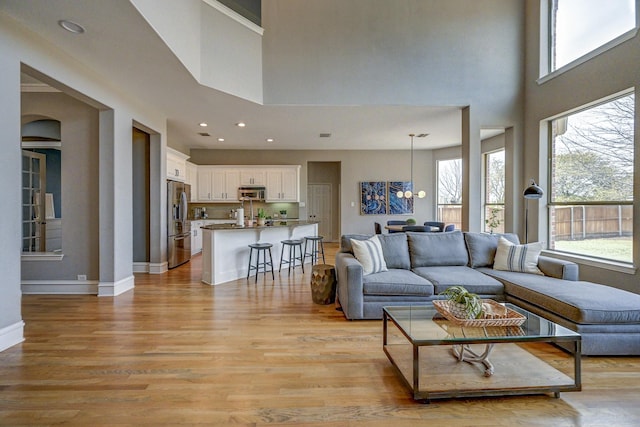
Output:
[432, 299, 526, 327]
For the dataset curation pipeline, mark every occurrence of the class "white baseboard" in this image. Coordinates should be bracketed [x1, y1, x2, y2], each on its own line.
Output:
[98, 275, 135, 297]
[149, 262, 167, 274]
[21, 280, 99, 295]
[133, 262, 149, 273]
[0, 320, 25, 352]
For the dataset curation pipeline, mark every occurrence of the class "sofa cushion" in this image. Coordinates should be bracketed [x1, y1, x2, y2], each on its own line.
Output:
[377, 233, 411, 269]
[412, 266, 504, 295]
[480, 268, 640, 324]
[408, 230, 469, 267]
[350, 236, 388, 275]
[362, 269, 434, 296]
[340, 234, 372, 253]
[493, 237, 543, 275]
[464, 232, 520, 268]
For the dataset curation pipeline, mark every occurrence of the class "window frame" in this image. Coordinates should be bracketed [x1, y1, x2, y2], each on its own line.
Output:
[483, 149, 505, 234]
[436, 158, 463, 230]
[546, 90, 635, 266]
[539, 0, 639, 83]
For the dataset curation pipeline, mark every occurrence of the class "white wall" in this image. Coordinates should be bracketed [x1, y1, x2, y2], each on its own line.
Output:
[524, 1, 640, 293]
[0, 10, 170, 347]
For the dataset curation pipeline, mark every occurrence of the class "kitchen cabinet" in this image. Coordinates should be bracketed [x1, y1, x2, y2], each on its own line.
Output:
[197, 167, 240, 202]
[186, 161, 198, 201]
[266, 166, 300, 202]
[166, 147, 189, 182]
[191, 221, 203, 255]
[239, 168, 266, 186]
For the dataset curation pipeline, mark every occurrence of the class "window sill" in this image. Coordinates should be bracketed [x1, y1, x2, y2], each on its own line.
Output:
[538, 28, 638, 85]
[21, 252, 64, 262]
[541, 250, 636, 275]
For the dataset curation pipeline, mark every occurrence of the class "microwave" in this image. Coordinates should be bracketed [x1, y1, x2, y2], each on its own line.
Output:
[238, 186, 266, 201]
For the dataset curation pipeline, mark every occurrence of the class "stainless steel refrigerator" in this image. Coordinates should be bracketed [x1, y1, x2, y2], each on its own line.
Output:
[168, 180, 191, 268]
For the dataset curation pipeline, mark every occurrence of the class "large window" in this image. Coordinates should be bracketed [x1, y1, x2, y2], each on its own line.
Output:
[550, 0, 636, 72]
[484, 150, 505, 234]
[549, 92, 634, 263]
[437, 158, 462, 230]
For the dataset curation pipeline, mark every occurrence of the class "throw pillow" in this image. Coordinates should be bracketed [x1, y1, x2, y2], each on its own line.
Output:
[350, 235, 388, 275]
[493, 237, 543, 275]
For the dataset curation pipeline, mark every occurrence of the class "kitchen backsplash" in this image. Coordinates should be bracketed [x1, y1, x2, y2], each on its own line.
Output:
[189, 201, 300, 220]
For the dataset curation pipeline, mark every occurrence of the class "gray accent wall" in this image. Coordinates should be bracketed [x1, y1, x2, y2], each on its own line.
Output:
[20, 92, 100, 282]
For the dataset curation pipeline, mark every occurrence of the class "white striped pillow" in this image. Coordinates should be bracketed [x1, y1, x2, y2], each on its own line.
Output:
[493, 237, 543, 275]
[350, 236, 388, 275]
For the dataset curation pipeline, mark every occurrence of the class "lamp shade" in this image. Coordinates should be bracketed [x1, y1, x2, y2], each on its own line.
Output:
[523, 180, 543, 199]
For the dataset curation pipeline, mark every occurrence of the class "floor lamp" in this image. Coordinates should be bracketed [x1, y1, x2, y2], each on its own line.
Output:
[523, 179, 544, 243]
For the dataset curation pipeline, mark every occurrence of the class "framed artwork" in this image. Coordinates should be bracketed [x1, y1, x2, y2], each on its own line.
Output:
[388, 181, 414, 215]
[360, 181, 387, 215]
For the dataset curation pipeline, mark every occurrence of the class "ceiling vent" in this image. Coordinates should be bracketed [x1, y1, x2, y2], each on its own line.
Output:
[21, 119, 61, 141]
[416, 133, 429, 138]
[319, 133, 331, 138]
[198, 132, 211, 137]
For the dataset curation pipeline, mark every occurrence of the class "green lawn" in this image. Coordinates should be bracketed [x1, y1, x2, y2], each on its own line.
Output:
[553, 237, 632, 263]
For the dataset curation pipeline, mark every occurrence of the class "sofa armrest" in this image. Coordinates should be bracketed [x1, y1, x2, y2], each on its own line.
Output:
[537, 255, 579, 281]
[335, 252, 365, 319]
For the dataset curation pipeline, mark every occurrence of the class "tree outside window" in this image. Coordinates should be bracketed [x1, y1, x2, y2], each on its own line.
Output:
[437, 158, 462, 229]
[484, 150, 505, 234]
[549, 92, 634, 263]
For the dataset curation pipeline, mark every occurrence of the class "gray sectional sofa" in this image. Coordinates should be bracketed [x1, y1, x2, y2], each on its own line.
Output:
[335, 230, 640, 356]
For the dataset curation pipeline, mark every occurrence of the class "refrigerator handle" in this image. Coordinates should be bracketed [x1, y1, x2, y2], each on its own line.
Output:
[180, 191, 188, 221]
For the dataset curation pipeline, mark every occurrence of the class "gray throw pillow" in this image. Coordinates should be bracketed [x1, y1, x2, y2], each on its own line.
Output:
[408, 230, 468, 267]
[464, 232, 520, 268]
[340, 234, 371, 253]
[377, 233, 410, 269]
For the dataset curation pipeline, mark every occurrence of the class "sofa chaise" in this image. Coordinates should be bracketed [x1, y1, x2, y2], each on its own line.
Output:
[335, 230, 640, 356]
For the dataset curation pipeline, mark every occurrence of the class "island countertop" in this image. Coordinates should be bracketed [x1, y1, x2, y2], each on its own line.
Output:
[200, 221, 319, 285]
[201, 220, 318, 231]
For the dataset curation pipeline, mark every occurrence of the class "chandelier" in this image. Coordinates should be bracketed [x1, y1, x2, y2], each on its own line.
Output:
[397, 133, 427, 199]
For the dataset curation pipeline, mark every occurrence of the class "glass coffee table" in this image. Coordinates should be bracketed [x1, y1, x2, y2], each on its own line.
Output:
[383, 303, 581, 402]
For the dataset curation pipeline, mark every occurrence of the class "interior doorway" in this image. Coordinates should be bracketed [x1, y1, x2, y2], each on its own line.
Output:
[132, 127, 151, 271]
[307, 161, 341, 242]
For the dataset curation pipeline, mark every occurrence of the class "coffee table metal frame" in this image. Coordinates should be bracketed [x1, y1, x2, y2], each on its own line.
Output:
[383, 304, 582, 402]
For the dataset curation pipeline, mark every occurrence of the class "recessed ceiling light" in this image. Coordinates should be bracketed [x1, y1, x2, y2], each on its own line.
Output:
[199, 122, 208, 127]
[266, 138, 274, 142]
[236, 122, 246, 128]
[217, 138, 225, 142]
[58, 19, 85, 34]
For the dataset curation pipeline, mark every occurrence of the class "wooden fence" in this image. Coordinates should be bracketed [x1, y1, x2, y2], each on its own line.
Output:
[551, 205, 633, 241]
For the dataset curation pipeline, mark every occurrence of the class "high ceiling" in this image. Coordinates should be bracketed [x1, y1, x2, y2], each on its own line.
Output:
[4, 0, 501, 151]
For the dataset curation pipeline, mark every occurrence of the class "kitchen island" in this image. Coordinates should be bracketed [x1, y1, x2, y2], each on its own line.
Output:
[201, 221, 319, 285]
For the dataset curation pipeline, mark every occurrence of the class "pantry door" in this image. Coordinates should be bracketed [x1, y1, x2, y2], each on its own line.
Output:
[307, 183, 332, 241]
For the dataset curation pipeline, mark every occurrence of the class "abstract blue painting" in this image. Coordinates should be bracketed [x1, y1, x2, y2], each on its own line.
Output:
[360, 181, 387, 215]
[388, 181, 414, 214]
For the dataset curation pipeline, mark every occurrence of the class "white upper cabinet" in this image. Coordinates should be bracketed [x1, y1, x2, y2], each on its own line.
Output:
[185, 161, 198, 201]
[195, 165, 299, 202]
[239, 169, 266, 186]
[166, 147, 189, 182]
[197, 166, 239, 202]
[266, 166, 300, 202]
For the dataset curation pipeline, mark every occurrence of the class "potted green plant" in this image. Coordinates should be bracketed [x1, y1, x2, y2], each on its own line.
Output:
[279, 209, 287, 219]
[257, 208, 266, 226]
[440, 285, 484, 319]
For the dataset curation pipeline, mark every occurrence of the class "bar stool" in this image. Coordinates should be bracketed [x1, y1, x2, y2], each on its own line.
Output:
[303, 235, 325, 265]
[279, 239, 305, 275]
[247, 243, 274, 283]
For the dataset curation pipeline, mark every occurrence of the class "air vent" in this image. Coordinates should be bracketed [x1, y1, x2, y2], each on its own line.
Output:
[319, 133, 331, 138]
[198, 132, 211, 137]
[416, 133, 429, 138]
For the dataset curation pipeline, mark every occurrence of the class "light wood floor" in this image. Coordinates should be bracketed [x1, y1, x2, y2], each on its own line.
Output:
[2, 243, 640, 426]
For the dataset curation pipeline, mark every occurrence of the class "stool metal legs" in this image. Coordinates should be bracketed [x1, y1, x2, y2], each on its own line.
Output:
[247, 245, 274, 283]
[304, 237, 325, 265]
[279, 240, 305, 275]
